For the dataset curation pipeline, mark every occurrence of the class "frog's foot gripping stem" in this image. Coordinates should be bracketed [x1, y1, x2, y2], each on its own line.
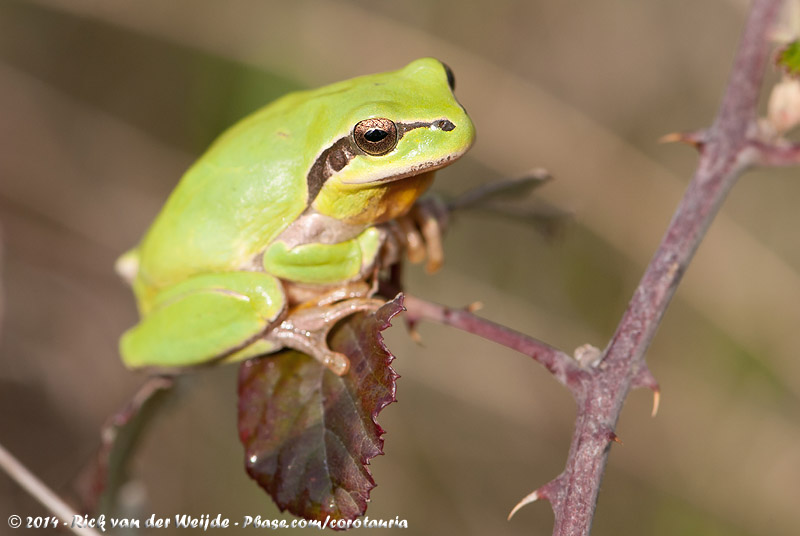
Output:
[265, 297, 386, 376]
[385, 197, 449, 274]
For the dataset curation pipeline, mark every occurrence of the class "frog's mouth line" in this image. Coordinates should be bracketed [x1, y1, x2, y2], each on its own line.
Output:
[342, 151, 465, 187]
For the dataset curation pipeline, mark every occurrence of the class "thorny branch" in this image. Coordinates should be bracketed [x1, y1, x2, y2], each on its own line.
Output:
[405, 0, 787, 534]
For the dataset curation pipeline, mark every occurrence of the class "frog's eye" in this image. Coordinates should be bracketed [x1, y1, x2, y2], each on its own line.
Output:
[442, 62, 456, 91]
[353, 118, 398, 156]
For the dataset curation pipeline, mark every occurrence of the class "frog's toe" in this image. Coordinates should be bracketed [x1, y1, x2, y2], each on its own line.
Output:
[322, 350, 351, 376]
[263, 297, 384, 376]
[411, 200, 447, 274]
[384, 198, 448, 274]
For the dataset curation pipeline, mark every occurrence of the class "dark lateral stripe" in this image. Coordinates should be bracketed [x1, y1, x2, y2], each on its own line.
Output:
[306, 136, 354, 202]
[305, 119, 455, 203]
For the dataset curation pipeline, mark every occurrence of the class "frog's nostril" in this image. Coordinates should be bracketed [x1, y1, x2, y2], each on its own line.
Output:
[437, 119, 456, 132]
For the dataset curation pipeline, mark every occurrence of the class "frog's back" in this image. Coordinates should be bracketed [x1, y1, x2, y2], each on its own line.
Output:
[133, 91, 326, 292]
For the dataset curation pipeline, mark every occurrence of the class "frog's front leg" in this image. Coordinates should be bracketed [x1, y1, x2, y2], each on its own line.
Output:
[120, 271, 287, 372]
[383, 197, 449, 274]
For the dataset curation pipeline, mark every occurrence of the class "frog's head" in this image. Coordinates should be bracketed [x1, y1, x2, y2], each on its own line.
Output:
[309, 58, 475, 225]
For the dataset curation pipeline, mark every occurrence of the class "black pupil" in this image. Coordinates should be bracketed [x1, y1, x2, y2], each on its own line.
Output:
[364, 128, 388, 142]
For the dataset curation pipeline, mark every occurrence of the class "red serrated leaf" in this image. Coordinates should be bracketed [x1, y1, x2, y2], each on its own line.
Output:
[237, 296, 403, 524]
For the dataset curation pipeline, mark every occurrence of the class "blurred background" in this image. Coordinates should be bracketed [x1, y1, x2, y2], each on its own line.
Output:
[1, 0, 799, 534]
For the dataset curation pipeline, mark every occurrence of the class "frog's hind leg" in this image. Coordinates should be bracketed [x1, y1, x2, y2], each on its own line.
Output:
[120, 272, 285, 371]
[264, 297, 386, 376]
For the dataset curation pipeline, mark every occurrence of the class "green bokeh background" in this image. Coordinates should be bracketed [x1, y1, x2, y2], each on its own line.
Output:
[1, 1, 799, 535]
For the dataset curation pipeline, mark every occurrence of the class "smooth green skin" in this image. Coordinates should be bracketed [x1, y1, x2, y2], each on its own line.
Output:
[119, 58, 475, 370]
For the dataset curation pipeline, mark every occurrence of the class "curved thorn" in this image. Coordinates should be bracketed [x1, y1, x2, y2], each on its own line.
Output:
[507, 489, 540, 521]
[631, 364, 660, 416]
[659, 130, 707, 149]
[408, 324, 423, 345]
[632, 365, 658, 387]
[466, 301, 483, 313]
[651, 388, 661, 418]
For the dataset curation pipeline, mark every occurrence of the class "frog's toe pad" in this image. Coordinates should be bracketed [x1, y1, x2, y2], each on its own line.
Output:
[323, 351, 351, 376]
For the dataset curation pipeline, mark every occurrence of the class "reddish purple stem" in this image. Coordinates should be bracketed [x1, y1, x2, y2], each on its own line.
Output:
[551, 2, 780, 533]
[403, 295, 586, 390]
[403, 1, 784, 533]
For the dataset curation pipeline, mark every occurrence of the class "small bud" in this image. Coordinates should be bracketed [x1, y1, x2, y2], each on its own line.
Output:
[574, 343, 602, 368]
[767, 77, 800, 134]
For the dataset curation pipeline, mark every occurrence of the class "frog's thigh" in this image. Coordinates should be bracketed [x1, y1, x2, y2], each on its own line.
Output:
[120, 271, 285, 369]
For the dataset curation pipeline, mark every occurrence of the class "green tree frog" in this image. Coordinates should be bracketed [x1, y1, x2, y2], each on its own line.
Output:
[117, 58, 475, 376]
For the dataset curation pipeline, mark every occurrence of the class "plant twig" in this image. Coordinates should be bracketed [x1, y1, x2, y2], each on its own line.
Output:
[75, 376, 175, 515]
[444, 170, 567, 239]
[752, 138, 800, 165]
[0, 229, 97, 535]
[403, 295, 585, 390]
[0, 442, 102, 536]
[522, 1, 784, 534]
[445, 169, 552, 211]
